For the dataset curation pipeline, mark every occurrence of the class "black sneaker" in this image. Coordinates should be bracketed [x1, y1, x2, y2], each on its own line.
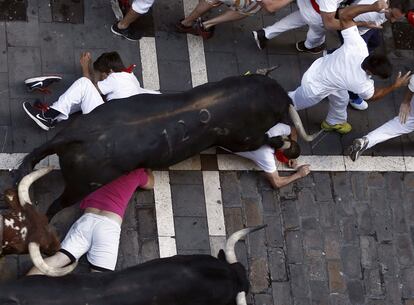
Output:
[348, 137, 369, 161]
[22, 102, 56, 131]
[24, 76, 62, 92]
[252, 29, 267, 50]
[295, 41, 325, 54]
[111, 23, 141, 41]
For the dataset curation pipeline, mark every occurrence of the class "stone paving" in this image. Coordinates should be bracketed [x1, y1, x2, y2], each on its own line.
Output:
[0, 1, 414, 305]
[1, 170, 414, 305]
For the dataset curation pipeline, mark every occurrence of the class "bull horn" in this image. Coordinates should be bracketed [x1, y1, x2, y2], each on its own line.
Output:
[18, 167, 54, 206]
[255, 65, 280, 76]
[236, 292, 247, 305]
[289, 105, 323, 142]
[225, 225, 267, 264]
[28, 242, 78, 277]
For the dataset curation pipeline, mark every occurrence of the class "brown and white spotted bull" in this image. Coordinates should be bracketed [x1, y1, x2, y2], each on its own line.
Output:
[16, 73, 320, 220]
[1, 167, 76, 276]
[0, 225, 265, 305]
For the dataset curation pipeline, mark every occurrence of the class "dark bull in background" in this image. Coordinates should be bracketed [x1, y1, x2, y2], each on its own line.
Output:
[16, 73, 319, 220]
[0, 225, 266, 305]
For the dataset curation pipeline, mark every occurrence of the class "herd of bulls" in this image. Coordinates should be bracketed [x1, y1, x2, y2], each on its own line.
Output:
[0, 73, 318, 304]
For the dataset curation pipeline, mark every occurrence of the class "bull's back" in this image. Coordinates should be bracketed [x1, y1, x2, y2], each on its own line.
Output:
[55, 74, 290, 164]
[0, 256, 245, 305]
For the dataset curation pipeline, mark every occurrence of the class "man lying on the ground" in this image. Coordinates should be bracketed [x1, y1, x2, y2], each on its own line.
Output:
[348, 75, 414, 161]
[23, 51, 159, 131]
[27, 168, 154, 274]
[288, 0, 411, 135]
[230, 123, 310, 188]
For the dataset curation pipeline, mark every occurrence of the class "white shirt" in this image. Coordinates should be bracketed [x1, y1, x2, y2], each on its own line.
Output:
[318, 0, 343, 13]
[409, 75, 414, 93]
[297, 0, 342, 28]
[353, 0, 387, 35]
[302, 26, 374, 100]
[235, 123, 291, 173]
[97, 72, 160, 101]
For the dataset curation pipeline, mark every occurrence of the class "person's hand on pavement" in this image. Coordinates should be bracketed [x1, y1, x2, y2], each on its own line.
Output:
[297, 164, 310, 178]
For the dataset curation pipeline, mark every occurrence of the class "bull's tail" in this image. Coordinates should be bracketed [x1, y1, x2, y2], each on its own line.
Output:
[14, 141, 61, 185]
[224, 225, 267, 264]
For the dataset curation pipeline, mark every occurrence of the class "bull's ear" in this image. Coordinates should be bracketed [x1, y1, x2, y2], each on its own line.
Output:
[3, 189, 20, 210]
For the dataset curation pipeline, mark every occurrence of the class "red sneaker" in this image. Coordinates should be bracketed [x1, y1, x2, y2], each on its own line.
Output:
[195, 18, 214, 39]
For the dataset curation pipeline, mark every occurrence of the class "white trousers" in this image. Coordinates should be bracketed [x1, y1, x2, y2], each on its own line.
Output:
[264, 0, 325, 48]
[366, 115, 414, 149]
[289, 86, 349, 125]
[50, 77, 104, 121]
[132, 0, 155, 14]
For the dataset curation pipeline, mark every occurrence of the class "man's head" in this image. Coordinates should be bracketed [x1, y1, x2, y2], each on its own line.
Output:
[93, 52, 126, 75]
[362, 54, 393, 79]
[282, 140, 301, 160]
[386, 0, 410, 22]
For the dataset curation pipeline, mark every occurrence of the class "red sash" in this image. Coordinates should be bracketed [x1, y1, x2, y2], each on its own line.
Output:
[310, 0, 320, 14]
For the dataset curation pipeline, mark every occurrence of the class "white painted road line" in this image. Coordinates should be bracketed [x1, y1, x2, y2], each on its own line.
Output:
[202, 171, 226, 256]
[139, 37, 160, 91]
[183, 0, 209, 87]
[2, 153, 414, 172]
[153, 171, 177, 257]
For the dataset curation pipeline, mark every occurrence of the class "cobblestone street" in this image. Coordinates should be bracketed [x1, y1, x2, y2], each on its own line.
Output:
[1, 170, 414, 305]
[0, 1, 413, 305]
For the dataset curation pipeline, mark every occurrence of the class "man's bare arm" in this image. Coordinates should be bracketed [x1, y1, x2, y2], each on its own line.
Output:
[80, 52, 93, 81]
[368, 71, 412, 101]
[265, 165, 310, 188]
[339, 0, 388, 29]
[321, 12, 341, 30]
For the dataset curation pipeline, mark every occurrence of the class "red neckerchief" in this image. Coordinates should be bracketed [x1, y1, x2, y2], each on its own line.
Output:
[275, 150, 289, 164]
[407, 11, 414, 27]
[123, 64, 136, 73]
[310, 0, 320, 14]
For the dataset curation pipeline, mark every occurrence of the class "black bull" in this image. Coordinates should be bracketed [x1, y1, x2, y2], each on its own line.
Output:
[0, 227, 262, 305]
[17, 74, 312, 219]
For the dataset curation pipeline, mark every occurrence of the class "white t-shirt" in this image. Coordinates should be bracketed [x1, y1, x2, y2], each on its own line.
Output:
[302, 26, 375, 100]
[97, 72, 160, 101]
[235, 123, 291, 173]
[353, 0, 387, 35]
[297, 0, 342, 26]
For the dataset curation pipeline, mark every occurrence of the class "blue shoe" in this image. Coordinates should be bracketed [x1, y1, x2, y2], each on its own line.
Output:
[349, 97, 368, 110]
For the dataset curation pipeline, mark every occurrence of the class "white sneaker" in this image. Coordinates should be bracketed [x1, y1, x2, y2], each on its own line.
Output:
[349, 98, 368, 111]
